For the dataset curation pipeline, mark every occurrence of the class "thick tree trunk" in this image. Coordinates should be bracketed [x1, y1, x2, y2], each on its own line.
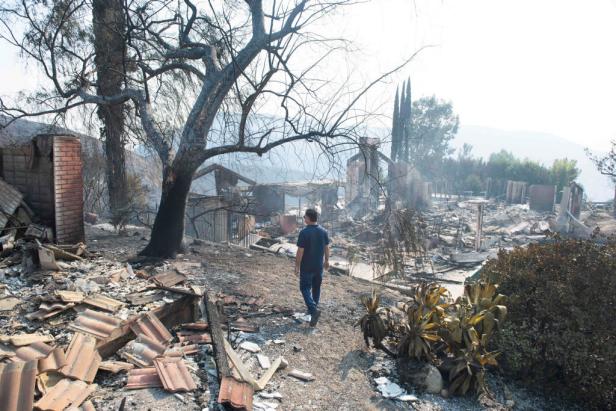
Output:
[139, 167, 194, 258]
[93, 0, 129, 228]
[101, 104, 128, 226]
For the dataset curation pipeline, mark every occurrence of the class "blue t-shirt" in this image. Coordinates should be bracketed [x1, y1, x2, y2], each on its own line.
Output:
[296, 224, 330, 273]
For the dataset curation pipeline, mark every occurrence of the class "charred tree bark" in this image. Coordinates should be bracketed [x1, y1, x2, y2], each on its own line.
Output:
[93, 0, 129, 228]
[139, 166, 194, 258]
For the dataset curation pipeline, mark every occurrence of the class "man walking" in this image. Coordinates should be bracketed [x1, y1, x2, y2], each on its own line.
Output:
[295, 208, 330, 327]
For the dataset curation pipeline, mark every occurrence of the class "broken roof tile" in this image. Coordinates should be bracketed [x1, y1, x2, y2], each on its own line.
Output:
[0, 343, 16, 359]
[180, 322, 209, 331]
[82, 294, 124, 312]
[99, 360, 135, 374]
[34, 378, 96, 411]
[69, 309, 122, 340]
[0, 360, 37, 411]
[13, 342, 67, 373]
[60, 333, 101, 383]
[26, 302, 75, 321]
[54, 290, 85, 303]
[126, 367, 163, 389]
[218, 376, 254, 411]
[126, 290, 164, 305]
[130, 312, 173, 345]
[165, 343, 199, 357]
[177, 332, 212, 344]
[153, 356, 197, 392]
[151, 270, 187, 287]
[120, 334, 167, 368]
[0, 333, 54, 347]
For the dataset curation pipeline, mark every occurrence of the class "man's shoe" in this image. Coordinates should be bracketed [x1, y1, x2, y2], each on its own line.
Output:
[309, 309, 321, 327]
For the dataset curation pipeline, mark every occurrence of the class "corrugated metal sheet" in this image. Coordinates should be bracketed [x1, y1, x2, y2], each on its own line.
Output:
[0, 360, 37, 411]
[0, 178, 23, 231]
[60, 333, 101, 383]
[130, 312, 172, 345]
[153, 357, 197, 392]
[82, 294, 124, 312]
[218, 376, 254, 411]
[120, 334, 166, 368]
[69, 309, 122, 340]
[151, 271, 187, 287]
[34, 378, 96, 411]
[13, 342, 66, 373]
[126, 367, 162, 389]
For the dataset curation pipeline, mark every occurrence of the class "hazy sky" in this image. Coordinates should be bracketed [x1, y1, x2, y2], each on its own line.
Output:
[325, 0, 616, 152]
[1, 0, 615, 152]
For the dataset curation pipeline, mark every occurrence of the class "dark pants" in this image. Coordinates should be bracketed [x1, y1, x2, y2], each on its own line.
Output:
[299, 271, 322, 315]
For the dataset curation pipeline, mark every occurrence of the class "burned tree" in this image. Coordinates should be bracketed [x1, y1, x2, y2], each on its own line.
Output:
[93, 0, 130, 229]
[1, 0, 413, 257]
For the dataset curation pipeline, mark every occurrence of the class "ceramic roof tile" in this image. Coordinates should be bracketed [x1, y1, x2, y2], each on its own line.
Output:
[82, 294, 125, 312]
[25, 301, 75, 321]
[13, 342, 67, 373]
[60, 333, 101, 383]
[126, 367, 162, 389]
[153, 356, 197, 392]
[165, 343, 199, 357]
[120, 334, 167, 368]
[217, 376, 254, 411]
[34, 378, 96, 411]
[0, 360, 37, 411]
[151, 271, 187, 287]
[0, 343, 16, 359]
[180, 322, 209, 331]
[130, 312, 172, 345]
[177, 332, 212, 344]
[0, 333, 54, 346]
[98, 360, 135, 373]
[69, 309, 122, 340]
[54, 290, 85, 303]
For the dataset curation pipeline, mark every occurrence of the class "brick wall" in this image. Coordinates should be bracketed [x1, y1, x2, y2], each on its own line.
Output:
[1, 136, 55, 223]
[53, 136, 85, 243]
[0, 134, 84, 244]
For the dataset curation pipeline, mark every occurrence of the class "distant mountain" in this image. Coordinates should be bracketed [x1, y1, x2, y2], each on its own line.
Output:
[452, 125, 613, 201]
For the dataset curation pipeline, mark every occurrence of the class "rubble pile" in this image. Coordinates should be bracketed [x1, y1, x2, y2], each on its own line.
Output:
[0, 220, 334, 411]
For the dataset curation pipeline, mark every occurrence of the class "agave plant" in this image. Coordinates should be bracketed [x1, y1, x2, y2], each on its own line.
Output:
[442, 303, 485, 354]
[356, 290, 389, 349]
[458, 282, 507, 338]
[397, 305, 442, 361]
[405, 282, 451, 321]
[448, 341, 499, 395]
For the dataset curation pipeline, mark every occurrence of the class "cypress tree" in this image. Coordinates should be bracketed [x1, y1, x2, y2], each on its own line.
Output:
[402, 78, 412, 162]
[391, 87, 400, 161]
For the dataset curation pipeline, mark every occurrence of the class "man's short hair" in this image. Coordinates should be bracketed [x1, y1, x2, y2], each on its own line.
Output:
[304, 208, 318, 222]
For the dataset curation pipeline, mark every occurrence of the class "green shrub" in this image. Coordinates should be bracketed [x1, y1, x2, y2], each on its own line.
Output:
[480, 239, 616, 410]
